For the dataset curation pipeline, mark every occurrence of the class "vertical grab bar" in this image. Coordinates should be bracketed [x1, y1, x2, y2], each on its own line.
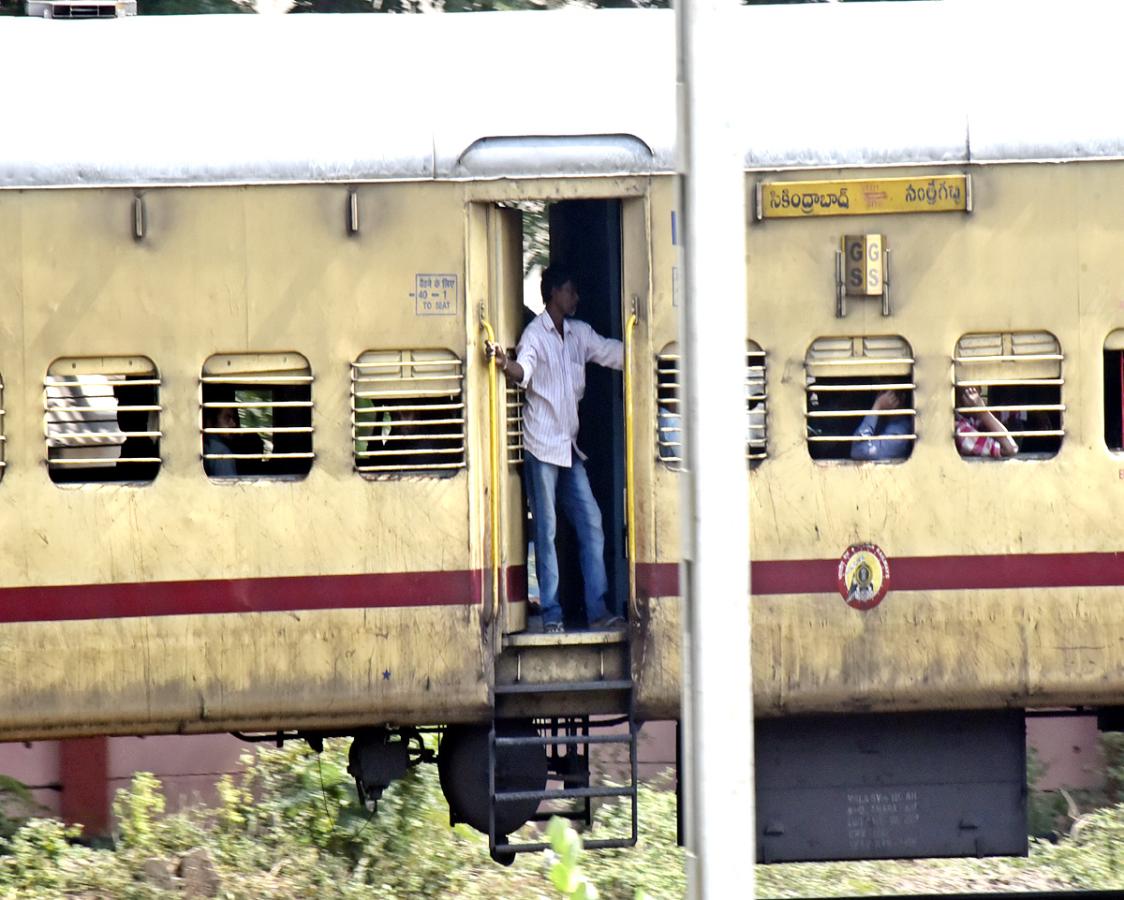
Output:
[480, 316, 502, 622]
[624, 305, 639, 614]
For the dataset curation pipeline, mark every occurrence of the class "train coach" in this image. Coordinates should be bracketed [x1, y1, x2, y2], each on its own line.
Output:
[4, 0, 1124, 864]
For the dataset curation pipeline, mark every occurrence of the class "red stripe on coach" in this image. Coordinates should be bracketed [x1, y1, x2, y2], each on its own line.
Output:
[0, 569, 483, 624]
[636, 551, 1124, 597]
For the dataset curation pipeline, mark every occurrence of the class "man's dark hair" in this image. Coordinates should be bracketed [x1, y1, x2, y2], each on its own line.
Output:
[540, 264, 577, 305]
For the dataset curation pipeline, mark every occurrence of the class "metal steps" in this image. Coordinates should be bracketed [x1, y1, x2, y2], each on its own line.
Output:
[494, 627, 632, 720]
[487, 631, 639, 862]
[487, 712, 639, 862]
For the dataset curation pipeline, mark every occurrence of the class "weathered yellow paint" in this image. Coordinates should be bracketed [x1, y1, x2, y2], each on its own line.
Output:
[6, 159, 1123, 738]
[0, 606, 488, 741]
[757, 174, 970, 219]
[0, 182, 491, 739]
[642, 586, 1124, 718]
[649, 162, 1118, 564]
[637, 161, 1124, 718]
[6, 185, 474, 580]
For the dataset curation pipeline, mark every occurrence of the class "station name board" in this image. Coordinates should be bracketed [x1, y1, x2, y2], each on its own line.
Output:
[756, 174, 971, 220]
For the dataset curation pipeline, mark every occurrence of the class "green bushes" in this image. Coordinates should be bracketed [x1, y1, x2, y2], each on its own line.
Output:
[0, 740, 685, 898]
[6, 736, 1124, 897]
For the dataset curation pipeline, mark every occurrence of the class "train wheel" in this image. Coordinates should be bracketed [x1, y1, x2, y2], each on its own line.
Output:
[438, 720, 547, 839]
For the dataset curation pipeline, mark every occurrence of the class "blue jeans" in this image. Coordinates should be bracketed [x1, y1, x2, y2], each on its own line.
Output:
[524, 452, 610, 627]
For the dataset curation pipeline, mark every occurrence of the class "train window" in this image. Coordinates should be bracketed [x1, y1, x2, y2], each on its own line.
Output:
[351, 349, 466, 477]
[952, 332, 1064, 460]
[1104, 331, 1124, 452]
[655, 341, 768, 470]
[747, 345, 767, 462]
[804, 336, 916, 463]
[45, 356, 162, 485]
[505, 349, 525, 465]
[201, 353, 314, 479]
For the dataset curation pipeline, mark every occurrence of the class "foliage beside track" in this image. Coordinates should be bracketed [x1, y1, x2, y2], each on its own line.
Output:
[0, 740, 687, 899]
[4, 738, 1124, 897]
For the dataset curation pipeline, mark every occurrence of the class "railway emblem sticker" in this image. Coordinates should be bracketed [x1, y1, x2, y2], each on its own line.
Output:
[837, 543, 890, 611]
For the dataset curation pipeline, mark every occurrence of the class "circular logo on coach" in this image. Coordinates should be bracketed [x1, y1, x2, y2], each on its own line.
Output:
[837, 543, 890, 611]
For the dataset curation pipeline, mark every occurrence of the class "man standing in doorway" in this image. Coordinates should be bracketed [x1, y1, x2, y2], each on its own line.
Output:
[489, 264, 625, 634]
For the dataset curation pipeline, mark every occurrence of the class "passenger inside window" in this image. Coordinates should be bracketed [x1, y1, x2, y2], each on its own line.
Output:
[352, 350, 466, 476]
[806, 378, 915, 462]
[952, 331, 1063, 460]
[952, 384, 1062, 460]
[201, 356, 313, 479]
[954, 386, 1019, 458]
[360, 395, 464, 471]
[202, 401, 240, 478]
[850, 389, 913, 461]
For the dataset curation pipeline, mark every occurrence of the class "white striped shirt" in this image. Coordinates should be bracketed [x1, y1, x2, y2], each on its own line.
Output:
[516, 311, 624, 467]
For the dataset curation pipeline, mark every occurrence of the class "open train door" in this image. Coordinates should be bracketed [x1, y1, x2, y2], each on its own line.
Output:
[471, 203, 529, 636]
[547, 196, 649, 623]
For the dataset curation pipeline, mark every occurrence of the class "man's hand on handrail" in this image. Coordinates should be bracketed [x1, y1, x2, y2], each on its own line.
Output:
[485, 342, 524, 385]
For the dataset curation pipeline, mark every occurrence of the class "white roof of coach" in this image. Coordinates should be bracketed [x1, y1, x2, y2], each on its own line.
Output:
[2, 1, 1123, 189]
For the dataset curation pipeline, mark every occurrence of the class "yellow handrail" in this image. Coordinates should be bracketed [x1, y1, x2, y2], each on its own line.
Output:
[480, 318, 502, 622]
[624, 309, 639, 613]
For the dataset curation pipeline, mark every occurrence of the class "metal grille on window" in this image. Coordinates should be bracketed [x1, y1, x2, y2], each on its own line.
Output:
[351, 349, 466, 476]
[201, 353, 314, 479]
[505, 349, 524, 465]
[747, 343, 767, 462]
[953, 331, 1064, 459]
[805, 335, 917, 462]
[656, 341, 768, 469]
[45, 356, 162, 484]
[655, 346, 682, 469]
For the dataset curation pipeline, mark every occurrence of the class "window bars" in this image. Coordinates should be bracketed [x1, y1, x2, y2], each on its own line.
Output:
[952, 331, 1064, 458]
[505, 350, 525, 465]
[201, 353, 314, 478]
[655, 341, 768, 469]
[804, 335, 917, 461]
[351, 349, 466, 476]
[45, 357, 162, 483]
[747, 346, 767, 462]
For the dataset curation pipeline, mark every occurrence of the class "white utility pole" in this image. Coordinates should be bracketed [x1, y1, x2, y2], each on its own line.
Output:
[675, 0, 755, 896]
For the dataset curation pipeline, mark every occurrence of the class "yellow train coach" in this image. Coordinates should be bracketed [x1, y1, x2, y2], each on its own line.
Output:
[4, 1, 1124, 863]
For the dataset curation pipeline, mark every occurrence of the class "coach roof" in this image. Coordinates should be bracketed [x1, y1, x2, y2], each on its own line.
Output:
[2, 1, 1122, 189]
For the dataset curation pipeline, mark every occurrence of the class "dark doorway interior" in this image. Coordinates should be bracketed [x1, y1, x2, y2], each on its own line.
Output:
[547, 199, 627, 623]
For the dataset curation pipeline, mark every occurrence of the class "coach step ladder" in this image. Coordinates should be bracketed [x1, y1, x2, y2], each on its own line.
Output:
[488, 628, 638, 861]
